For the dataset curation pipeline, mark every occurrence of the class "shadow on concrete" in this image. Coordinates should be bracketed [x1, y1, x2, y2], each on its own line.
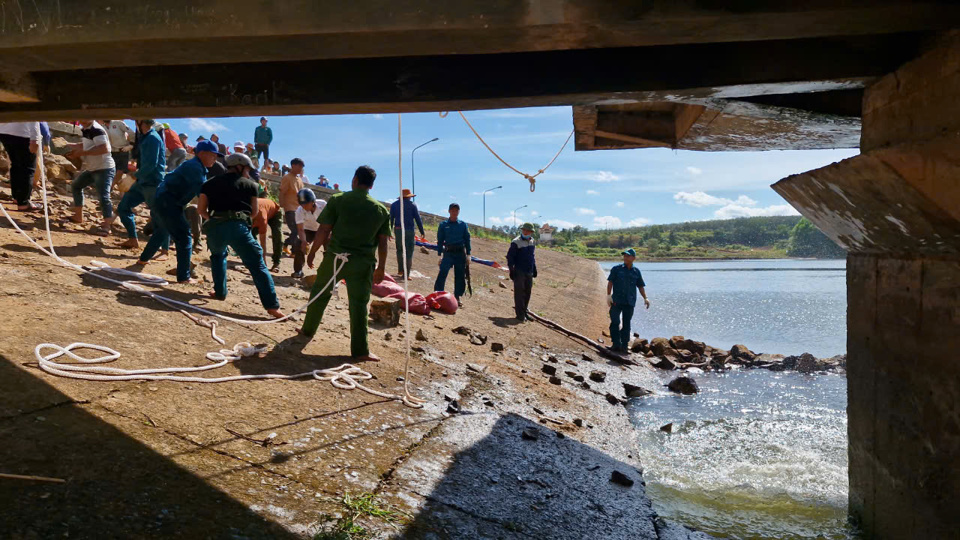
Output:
[397, 413, 707, 539]
[0, 355, 300, 539]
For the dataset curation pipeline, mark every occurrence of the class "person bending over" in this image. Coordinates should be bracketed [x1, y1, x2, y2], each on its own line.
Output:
[292, 188, 327, 278]
[251, 196, 284, 273]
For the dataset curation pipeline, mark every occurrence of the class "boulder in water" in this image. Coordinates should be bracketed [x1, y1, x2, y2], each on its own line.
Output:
[629, 338, 649, 354]
[667, 376, 699, 395]
[796, 353, 818, 373]
[649, 337, 672, 356]
[623, 383, 651, 398]
[650, 356, 677, 370]
[730, 344, 757, 363]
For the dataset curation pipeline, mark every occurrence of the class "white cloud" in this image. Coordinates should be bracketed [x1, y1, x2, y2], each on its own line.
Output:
[714, 204, 799, 219]
[615, 201, 625, 208]
[686, 166, 703, 176]
[548, 219, 580, 229]
[488, 216, 505, 225]
[186, 118, 229, 133]
[586, 189, 599, 195]
[372, 114, 384, 120]
[470, 190, 497, 196]
[531, 210, 539, 216]
[628, 217, 652, 227]
[592, 171, 620, 183]
[674, 191, 758, 208]
[593, 216, 622, 229]
[574, 207, 596, 216]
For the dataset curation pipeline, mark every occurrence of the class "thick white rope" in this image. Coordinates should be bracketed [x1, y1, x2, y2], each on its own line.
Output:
[0, 145, 423, 407]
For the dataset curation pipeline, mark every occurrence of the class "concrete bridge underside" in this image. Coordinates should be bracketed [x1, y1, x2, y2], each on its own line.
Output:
[1, 1, 959, 537]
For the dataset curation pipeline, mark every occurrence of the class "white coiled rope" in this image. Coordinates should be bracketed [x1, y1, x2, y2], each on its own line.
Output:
[1, 146, 424, 408]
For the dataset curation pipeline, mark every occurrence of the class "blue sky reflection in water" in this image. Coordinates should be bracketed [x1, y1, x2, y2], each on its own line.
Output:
[607, 260, 852, 538]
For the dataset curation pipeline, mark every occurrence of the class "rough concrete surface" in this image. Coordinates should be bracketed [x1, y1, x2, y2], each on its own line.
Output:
[0, 186, 687, 539]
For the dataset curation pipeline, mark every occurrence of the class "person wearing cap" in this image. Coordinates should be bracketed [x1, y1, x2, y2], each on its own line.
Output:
[606, 248, 650, 353]
[136, 139, 221, 282]
[116, 119, 168, 250]
[292, 188, 327, 278]
[507, 223, 538, 321]
[252, 195, 283, 273]
[389, 188, 425, 278]
[244, 142, 260, 169]
[279, 158, 305, 255]
[254, 117, 273, 162]
[299, 165, 391, 363]
[162, 123, 187, 171]
[197, 153, 284, 318]
[434, 203, 471, 307]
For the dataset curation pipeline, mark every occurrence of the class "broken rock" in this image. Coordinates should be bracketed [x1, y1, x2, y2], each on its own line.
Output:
[589, 370, 607, 383]
[667, 376, 700, 395]
[610, 470, 634, 487]
[369, 298, 402, 327]
[490, 342, 504, 352]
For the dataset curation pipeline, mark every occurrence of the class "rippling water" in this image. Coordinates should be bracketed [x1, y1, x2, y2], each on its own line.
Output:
[599, 259, 852, 538]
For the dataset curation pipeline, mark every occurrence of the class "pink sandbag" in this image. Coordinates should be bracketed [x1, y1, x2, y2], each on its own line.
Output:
[372, 275, 404, 298]
[386, 291, 432, 315]
[426, 291, 458, 314]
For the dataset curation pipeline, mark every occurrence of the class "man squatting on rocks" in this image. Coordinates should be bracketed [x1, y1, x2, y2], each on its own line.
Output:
[116, 119, 168, 250]
[279, 158, 305, 257]
[136, 140, 221, 282]
[292, 188, 327, 279]
[507, 222, 538, 322]
[298, 165, 390, 363]
[434, 202, 471, 307]
[390, 188, 425, 278]
[197, 153, 284, 319]
[607, 248, 651, 353]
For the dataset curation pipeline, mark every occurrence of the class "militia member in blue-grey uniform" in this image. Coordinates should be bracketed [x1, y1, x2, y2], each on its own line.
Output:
[434, 202, 471, 307]
[606, 248, 650, 352]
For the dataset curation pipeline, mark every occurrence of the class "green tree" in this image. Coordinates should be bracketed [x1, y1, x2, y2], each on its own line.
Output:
[787, 217, 846, 258]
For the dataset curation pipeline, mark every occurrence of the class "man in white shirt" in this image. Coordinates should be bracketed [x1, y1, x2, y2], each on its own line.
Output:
[292, 188, 327, 278]
[0, 122, 42, 211]
[104, 120, 134, 186]
[68, 121, 116, 235]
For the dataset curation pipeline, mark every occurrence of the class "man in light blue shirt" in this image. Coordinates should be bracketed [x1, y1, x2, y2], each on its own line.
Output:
[606, 248, 650, 352]
[434, 202, 471, 306]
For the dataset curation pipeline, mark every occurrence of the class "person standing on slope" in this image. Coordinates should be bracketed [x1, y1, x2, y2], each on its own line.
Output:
[606, 248, 650, 353]
[507, 222, 538, 322]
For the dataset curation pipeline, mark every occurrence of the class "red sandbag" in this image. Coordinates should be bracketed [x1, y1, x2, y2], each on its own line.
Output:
[372, 275, 404, 297]
[426, 291, 458, 314]
[386, 291, 432, 315]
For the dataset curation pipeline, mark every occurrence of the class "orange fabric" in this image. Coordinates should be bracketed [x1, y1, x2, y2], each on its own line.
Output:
[163, 128, 184, 151]
[252, 198, 280, 231]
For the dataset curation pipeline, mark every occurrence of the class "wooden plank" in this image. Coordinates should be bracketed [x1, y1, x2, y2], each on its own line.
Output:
[673, 103, 706, 143]
[594, 130, 672, 148]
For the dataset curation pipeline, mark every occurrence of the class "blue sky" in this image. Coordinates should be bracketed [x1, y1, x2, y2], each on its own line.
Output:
[158, 107, 857, 230]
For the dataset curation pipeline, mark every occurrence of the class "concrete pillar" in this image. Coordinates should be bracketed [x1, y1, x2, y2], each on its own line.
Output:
[773, 32, 960, 539]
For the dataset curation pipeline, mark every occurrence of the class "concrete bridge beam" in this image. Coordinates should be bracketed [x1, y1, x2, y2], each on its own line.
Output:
[773, 31, 960, 539]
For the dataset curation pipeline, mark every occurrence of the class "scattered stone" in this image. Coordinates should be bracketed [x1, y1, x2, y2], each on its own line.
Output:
[498, 281, 507, 289]
[565, 359, 578, 367]
[580, 352, 596, 362]
[589, 370, 607, 382]
[446, 400, 461, 414]
[796, 352, 819, 373]
[415, 329, 428, 341]
[532, 406, 545, 415]
[521, 427, 540, 441]
[396, 376, 404, 382]
[650, 356, 677, 370]
[420, 246, 430, 254]
[556, 432, 565, 439]
[667, 376, 699, 395]
[609, 470, 634, 487]
[466, 363, 486, 374]
[623, 383, 652, 398]
[660, 423, 673, 434]
[573, 418, 584, 427]
[443, 393, 457, 402]
[580, 381, 591, 390]
[602, 330, 610, 337]
[452, 326, 472, 335]
[491, 342, 505, 353]
[731, 344, 757, 362]
[541, 364, 557, 376]
[629, 338, 649, 354]
[547, 355, 559, 363]
[384, 332, 393, 341]
[604, 392, 622, 405]
[573, 374, 585, 382]
[649, 337, 672, 356]
[548, 376, 562, 385]
[564, 370, 577, 378]
[369, 298, 402, 327]
[469, 333, 488, 346]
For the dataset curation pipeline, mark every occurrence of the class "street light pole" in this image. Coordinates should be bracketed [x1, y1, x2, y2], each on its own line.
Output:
[514, 204, 528, 228]
[411, 137, 439, 196]
[483, 185, 502, 228]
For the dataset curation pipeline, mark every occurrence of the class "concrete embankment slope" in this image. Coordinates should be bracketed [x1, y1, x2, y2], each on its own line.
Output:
[0, 194, 704, 539]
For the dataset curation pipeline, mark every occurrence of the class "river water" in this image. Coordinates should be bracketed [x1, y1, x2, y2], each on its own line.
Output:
[598, 259, 852, 539]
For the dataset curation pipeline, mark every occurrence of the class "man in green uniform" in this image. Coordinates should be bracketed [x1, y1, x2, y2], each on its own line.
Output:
[299, 165, 391, 362]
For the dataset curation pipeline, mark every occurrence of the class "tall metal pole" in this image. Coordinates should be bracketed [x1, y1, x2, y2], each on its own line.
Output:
[483, 185, 503, 228]
[411, 137, 439, 196]
[514, 204, 528, 228]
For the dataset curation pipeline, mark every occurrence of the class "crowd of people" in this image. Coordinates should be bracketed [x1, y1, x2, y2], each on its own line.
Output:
[0, 117, 651, 361]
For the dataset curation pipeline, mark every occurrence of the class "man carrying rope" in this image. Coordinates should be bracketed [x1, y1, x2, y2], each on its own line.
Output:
[116, 119, 167, 251]
[434, 202, 471, 308]
[136, 140, 221, 282]
[299, 165, 391, 362]
[197, 153, 285, 319]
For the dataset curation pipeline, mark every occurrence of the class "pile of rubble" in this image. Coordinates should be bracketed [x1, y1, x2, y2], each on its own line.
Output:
[629, 335, 846, 374]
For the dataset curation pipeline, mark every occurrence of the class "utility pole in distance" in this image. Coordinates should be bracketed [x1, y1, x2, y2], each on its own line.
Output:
[483, 185, 502, 228]
[411, 137, 439, 196]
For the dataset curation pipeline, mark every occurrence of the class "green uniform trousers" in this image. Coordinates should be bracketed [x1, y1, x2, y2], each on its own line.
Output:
[301, 251, 374, 357]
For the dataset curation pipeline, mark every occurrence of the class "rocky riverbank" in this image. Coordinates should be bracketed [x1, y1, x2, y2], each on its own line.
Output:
[627, 335, 846, 374]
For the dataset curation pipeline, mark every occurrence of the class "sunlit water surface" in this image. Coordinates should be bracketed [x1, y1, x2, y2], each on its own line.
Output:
[600, 260, 852, 538]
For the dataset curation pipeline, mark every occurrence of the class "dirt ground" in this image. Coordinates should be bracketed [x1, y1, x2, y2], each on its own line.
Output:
[0, 186, 701, 540]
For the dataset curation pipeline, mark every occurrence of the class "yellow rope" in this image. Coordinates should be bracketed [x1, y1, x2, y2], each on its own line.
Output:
[444, 111, 574, 192]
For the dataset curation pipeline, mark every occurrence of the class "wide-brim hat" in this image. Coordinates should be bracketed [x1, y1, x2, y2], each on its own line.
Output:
[402, 188, 415, 198]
